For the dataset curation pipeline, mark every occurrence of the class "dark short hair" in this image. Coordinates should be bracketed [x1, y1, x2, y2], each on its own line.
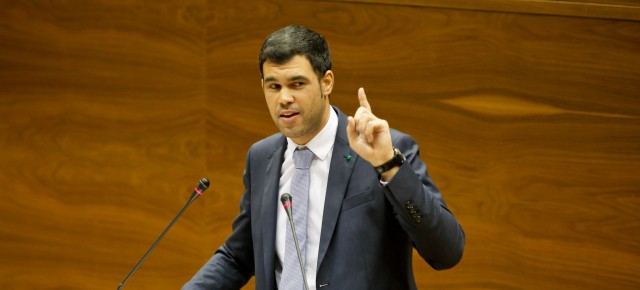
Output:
[258, 25, 332, 79]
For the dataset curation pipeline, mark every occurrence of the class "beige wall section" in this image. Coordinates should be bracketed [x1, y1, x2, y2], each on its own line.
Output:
[1, 0, 638, 289]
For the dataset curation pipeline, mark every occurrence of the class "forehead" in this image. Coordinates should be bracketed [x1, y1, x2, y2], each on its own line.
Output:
[262, 55, 316, 80]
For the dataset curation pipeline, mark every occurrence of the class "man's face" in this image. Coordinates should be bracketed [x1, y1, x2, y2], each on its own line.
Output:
[262, 55, 333, 145]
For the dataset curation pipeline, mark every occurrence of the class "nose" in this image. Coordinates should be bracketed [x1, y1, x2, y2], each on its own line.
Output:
[278, 88, 294, 105]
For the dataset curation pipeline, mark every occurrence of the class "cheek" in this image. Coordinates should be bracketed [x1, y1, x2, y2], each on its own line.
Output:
[264, 94, 277, 110]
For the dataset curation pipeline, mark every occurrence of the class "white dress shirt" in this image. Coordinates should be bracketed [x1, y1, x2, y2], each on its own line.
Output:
[275, 108, 338, 290]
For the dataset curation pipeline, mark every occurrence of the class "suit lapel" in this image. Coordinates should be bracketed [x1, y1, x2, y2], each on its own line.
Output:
[260, 135, 286, 289]
[317, 108, 357, 268]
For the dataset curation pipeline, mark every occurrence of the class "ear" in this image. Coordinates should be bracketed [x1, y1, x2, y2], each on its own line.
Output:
[321, 70, 334, 96]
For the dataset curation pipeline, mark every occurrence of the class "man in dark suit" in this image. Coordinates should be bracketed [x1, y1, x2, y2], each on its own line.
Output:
[183, 25, 465, 290]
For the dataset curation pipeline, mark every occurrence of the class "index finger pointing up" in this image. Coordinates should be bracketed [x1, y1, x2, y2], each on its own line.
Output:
[358, 87, 371, 110]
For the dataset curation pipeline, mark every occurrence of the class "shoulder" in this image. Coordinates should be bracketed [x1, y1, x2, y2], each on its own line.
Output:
[248, 132, 286, 158]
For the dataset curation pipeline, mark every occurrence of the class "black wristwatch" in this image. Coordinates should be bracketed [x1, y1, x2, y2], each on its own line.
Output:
[374, 147, 405, 175]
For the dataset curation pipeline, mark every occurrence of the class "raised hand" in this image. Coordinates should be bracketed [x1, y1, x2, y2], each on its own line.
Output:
[346, 88, 396, 178]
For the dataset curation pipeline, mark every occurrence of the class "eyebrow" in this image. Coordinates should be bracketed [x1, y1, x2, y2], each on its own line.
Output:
[263, 75, 311, 83]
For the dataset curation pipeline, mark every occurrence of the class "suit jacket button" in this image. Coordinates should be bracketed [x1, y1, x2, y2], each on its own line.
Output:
[412, 213, 422, 223]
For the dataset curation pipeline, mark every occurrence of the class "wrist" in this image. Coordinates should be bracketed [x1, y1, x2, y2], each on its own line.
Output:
[374, 147, 405, 175]
[373, 148, 395, 167]
[380, 166, 400, 182]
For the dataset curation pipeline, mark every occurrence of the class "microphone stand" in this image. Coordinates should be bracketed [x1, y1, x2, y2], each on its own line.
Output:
[281, 193, 310, 290]
[117, 178, 209, 290]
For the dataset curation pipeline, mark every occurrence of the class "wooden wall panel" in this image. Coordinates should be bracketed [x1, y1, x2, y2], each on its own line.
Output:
[0, 0, 639, 289]
[333, 0, 640, 21]
[203, 1, 640, 289]
[0, 1, 207, 289]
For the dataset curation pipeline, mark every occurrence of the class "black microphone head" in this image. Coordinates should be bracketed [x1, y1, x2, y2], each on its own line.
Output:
[197, 178, 210, 192]
[280, 193, 292, 204]
[192, 178, 210, 197]
[280, 193, 293, 219]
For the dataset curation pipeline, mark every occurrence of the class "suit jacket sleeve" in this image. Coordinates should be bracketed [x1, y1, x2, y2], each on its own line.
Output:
[385, 131, 465, 270]
[182, 147, 256, 290]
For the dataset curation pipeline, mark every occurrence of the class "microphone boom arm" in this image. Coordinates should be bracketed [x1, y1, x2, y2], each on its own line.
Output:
[117, 178, 210, 290]
[280, 193, 310, 290]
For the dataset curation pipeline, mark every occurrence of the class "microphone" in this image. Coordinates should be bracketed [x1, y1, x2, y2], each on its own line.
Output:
[280, 193, 310, 290]
[117, 178, 210, 290]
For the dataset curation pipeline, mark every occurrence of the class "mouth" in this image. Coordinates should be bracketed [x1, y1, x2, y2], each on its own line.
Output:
[279, 111, 300, 119]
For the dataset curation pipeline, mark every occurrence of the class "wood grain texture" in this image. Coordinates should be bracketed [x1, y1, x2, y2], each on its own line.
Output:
[0, 1, 208, 289]
[327, 0, 640, 21]
[203, 1, 640, 289]
[1, 0, 639, 289]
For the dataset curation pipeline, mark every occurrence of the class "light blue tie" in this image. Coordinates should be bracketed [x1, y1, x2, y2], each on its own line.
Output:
[280, 147, 314, 290]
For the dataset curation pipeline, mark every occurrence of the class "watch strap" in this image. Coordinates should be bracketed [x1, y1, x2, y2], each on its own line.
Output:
[374, 147, 405, 175]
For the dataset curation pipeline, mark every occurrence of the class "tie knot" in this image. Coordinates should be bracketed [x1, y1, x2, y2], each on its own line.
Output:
[293, 147, 314, 169]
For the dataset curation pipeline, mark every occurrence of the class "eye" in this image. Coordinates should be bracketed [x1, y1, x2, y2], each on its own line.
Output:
[268, 83, 281, 90]
[291, 82, 305, 88]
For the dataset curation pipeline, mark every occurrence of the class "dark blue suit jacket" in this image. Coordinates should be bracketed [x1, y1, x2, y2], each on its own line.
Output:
[183, 107, 465, 289]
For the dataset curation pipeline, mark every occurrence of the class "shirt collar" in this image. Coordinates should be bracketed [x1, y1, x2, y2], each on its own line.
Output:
[286, 107, 338, 161]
